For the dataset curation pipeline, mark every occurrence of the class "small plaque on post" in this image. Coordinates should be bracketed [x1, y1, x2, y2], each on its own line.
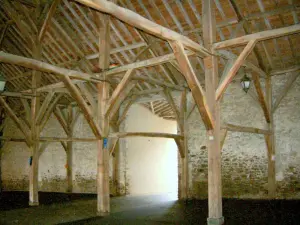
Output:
[103, 138, 108, 149]
[29, 156, 33, 166]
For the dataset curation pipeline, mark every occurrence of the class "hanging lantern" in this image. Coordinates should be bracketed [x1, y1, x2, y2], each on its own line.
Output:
[240, 72, 251, 93]
[0, 73, 6, 92]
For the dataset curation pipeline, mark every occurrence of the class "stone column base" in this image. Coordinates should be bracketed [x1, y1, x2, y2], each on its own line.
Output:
[29, 201, 39, 206]
[207, 217, 224, 225]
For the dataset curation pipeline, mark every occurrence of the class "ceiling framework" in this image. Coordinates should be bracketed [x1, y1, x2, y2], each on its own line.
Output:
[0, 0, 299, 221]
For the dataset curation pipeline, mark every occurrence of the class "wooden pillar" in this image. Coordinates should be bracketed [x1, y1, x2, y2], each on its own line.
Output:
[66, 105, 73, 193]
[96, 4, 113, 214]
[97, 82, 110, 215]
[178, 91, 188, 199]
[29, 37, 41, 206]
[202, 0, 223, 224]
[265, 76, 276, 197]
[111, 119, 120, 196]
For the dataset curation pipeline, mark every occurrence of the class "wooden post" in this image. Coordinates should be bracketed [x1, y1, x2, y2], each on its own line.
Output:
[97, 82, 110, 215]
[202, 0, 223, 224]
[178, 90, 188, 200]
[95, 5, 113, 214]
[66, 105, 73, 193]
[29, 37, 41, 206]
[110, 117, 120, 196]
[265, 75, 276, 198]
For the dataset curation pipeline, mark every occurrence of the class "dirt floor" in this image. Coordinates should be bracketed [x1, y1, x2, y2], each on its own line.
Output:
[0, 192, 300, 225]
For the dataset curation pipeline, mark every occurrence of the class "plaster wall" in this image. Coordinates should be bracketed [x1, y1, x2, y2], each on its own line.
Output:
[120, 104, 178, 196]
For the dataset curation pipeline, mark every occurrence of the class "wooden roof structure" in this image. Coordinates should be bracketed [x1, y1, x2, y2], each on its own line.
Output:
[0, 0, 299, 223]
[0, 0, 298, 119]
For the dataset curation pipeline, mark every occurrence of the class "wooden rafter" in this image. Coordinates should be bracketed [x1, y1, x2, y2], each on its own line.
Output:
[75, 0, 210, 57]
[251, 72, 270, 123]
[216, 40, 257, 101]
[39, 0, 61, 42]
[62, 76, 102, 139]
[213, 24, 300, 49]
[0, 97, 31, 145]
[170, 40, 214, 130]
[272, 72, 300, 113]
[0, 51, 105, 83]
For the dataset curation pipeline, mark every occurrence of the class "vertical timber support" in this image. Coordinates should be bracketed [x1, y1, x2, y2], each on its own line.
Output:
[97, 82, 110, 215]
[203, 0, 223, 224]
[95, 2, 114, 214]
[265, 75, 276, 198]
[111, 118, 120, 196]
[178, 90, 188, 200]
[67, 105, 73, 193]
[29, 36, 41, 206]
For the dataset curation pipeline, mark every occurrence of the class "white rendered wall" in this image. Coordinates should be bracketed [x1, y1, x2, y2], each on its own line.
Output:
[122, 104, 178, 196]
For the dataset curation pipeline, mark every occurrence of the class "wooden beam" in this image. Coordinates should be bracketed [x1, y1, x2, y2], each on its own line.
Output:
[21, 98, 31, 124]
[213, 24, 300, 50]
[108, 137, 119, 156]
[220, 129, 227, 150]
[202, 0, 223, 223]
[0, 24, 8, 47]
[163, 89, 181, 132]
[28, 51, 193, 93]
[178, 90, 188, 200]
[38, 0, 61, 42]
[62, 76, 102, 138]
[116, 95, 138, 126]
[96, 7, 111, 215]
[38, 142, 49, 157]
[265, 76, 276, 198]
[106, 69, 134, 117]
[75, 0, 210, 57]
[105, 82, 136, 119]
[66, 105, 73, 193]
[40, 93, 63, 131]
[251, 72, 270, 123]
[77, 83, 96, 114]
[271, 65, 300, 76]
[0, 97, 31, 145]
[97, 82, 110, 215]
[36, 91, 55, 125]
[0, 91, 33, 99]
[216, 40, 257, 101]
[170, 41, 214, 130]
[223, 123, 271, 135]
[54, 108, 68, 135]
[218, 50, 266, 78]
[272, 72, 300, 113]
[132, 76, 185, 91]
[85, 42, 147, 60]
[111, 132, 183, 140]
[29, 38, 42, 206]
[0, 51, 105, 83]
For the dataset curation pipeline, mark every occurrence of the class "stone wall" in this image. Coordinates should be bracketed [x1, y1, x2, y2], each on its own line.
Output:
[187, 76, 300, 199]
[1, 104, 178, 197]
[1, 75, 299, 199]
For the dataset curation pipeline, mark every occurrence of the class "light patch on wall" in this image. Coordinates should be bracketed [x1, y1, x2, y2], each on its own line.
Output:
[124, 104, 178, 198]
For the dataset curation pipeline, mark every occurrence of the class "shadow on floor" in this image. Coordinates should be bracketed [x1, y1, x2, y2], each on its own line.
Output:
[0, 191, 300, 225]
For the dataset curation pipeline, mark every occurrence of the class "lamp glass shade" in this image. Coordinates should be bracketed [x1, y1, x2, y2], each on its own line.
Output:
[241, 75, 251, 93]
[0, 75, 6, 92]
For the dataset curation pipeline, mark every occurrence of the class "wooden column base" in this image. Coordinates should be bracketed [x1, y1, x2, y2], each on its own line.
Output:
[97, 211, 110, 217]
[29, 201, 39, 206]
[207, 217, 224, 225]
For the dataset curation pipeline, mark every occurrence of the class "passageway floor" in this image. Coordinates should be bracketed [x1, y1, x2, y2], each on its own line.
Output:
[0, 192, 300, 224]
